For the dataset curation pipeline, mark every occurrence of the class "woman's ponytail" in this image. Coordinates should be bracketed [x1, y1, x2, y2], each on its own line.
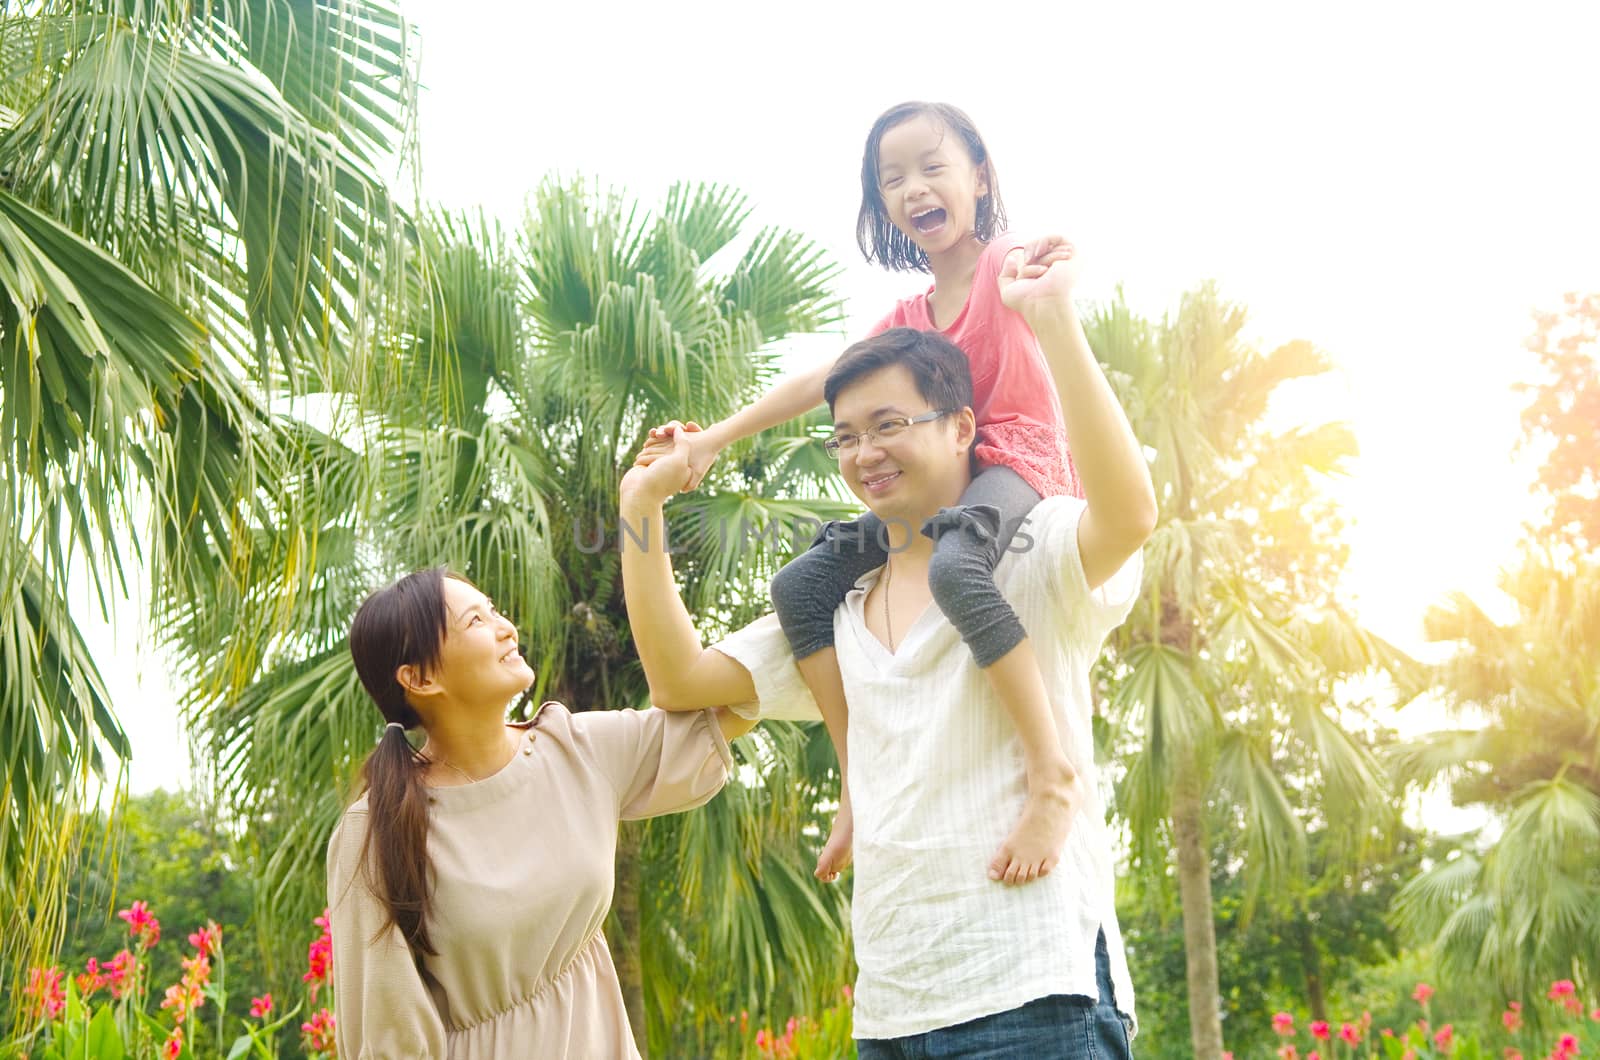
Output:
[359, 716, 436, 955]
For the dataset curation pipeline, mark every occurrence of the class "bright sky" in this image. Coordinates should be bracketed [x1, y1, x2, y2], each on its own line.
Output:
[99, 0, 1600, 793]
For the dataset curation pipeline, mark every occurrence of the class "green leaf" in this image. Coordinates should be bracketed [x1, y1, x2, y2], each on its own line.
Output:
[80, 1005, 125, 1060]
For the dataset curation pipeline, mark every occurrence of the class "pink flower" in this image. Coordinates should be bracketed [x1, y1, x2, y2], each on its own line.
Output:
[755, 1028, 771, 1049]
[1503, 1050, 1522, 1060]
[1310, 1020, 1331, 1041]
[75, 956, 108, 999]
[161, 982, 189, 1019]
[1434, 1023, 1454, 1052]
[1412, 982, 1436, 1004]
[179, 953, 211, 983]
[1549, 980, 1577, 999]
[250, 994, 273, 1019]
[1556, 1032, 1579, 1054]
[1308, 1053, 1321, 1060]
[1382, 1028, 1395, 1038]
[1591, 1008, 1600, 1021]
[1276, 1046, 1298, 1060]
[117, 900, 162, 951]
[117, 900, 153, 932]
[1503, 1005, 1523, 1032]
[187, 922, 221, 958]
[1223, 1053, 1234, 1060]
[105, 949, 138, 999]
[161, 1029, 183, 1060]
[841, 984, 853, 1001]
[1273, 1011, 1296, 1036]
[1339, 1022, 1361, 1045]
[303, 909, 334, 1002]
[301, 1007, 337, 1056]
[23, 966, 66, 1021]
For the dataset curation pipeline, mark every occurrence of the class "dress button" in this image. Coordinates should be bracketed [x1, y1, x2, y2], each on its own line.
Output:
[522, 745, 533, 755]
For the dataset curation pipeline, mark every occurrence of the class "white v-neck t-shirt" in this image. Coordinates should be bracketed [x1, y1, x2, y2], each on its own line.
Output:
[713, 495, 1143, 1040]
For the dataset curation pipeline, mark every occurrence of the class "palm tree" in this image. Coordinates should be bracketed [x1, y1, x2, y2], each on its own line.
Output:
[0, 0, 414, 983]
[1390, 298, 1600, 1001]
[1390, 555, 1600, 999]
[1084, 286, 1416, 1057]
[171, 181, 858, 1055]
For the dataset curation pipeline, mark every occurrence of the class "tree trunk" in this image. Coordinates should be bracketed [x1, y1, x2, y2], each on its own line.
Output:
[611, 824, 648, 1058]
[1295, 909, 1327, 1021]
[1172, 767, 1226, 1060]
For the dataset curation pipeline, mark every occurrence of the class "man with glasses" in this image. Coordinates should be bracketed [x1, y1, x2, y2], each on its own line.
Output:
[619, 249, 1156, 1057]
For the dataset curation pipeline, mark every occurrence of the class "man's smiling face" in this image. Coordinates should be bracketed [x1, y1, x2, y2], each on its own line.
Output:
[830, 363, 976, 524]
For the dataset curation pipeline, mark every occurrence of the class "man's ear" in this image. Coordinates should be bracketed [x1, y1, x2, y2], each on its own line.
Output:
[954, 407, 978, 453]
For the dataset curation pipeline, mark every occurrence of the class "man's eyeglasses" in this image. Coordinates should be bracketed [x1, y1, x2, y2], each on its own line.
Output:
[823, 409, 954, 459]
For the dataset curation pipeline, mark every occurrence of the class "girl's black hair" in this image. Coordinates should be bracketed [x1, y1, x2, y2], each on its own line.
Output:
[347, 567, 468, 956]
[856, 101, 1008, 273]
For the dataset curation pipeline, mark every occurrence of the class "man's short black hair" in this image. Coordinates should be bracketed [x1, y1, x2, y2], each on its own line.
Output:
[824, 327, 973, 415]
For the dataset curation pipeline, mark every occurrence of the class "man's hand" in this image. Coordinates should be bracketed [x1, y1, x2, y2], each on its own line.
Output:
[637, 419, 722, 491]
[997, 235, 1078, 320]
[622, 422, 695, 508]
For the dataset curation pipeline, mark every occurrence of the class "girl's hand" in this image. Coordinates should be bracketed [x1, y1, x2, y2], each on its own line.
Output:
[640, 420, 720, 491]
[997, 237, 1078, 317]
[622, 422, 696, 504]
[1020, 234, 1075, 274]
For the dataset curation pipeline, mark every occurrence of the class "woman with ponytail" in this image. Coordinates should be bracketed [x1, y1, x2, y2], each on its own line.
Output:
[326, 567, 753, 1058]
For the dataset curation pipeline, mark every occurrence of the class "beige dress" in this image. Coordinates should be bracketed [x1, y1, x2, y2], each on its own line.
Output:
[326, 702, 733, 1059]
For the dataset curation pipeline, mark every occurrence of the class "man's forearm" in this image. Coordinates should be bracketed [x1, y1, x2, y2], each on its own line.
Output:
[1030, 303, 1157, 535]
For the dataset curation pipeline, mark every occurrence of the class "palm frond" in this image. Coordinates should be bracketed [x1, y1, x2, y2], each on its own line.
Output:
[1213, 727, 1306, 915]
[1111, 643, 1219, 784]
[213, 0, 415, 163]
[0, 14, 407, 378]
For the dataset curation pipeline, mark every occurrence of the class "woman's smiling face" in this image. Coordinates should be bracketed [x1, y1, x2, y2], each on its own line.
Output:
[422, 578, 535, 708]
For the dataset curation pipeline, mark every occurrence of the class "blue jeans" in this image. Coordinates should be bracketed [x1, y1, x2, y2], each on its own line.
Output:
[855, 930, 1133, 1059]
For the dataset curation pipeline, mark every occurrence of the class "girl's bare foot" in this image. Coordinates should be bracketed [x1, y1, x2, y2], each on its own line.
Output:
[988, 762, 1082, 885]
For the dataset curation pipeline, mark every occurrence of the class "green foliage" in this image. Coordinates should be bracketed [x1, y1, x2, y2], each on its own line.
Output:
[1089, 285, 1416, 1053]
[1120, 811, 1423, 1059]
[0, 0, 416, 989]
[56, 792, 261, 1023]
[156, 180, 855, 1053]
[1390, 557, 1600, 999]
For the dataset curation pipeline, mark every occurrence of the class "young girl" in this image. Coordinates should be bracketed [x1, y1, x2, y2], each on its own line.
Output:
[643, 101, 1084, 887]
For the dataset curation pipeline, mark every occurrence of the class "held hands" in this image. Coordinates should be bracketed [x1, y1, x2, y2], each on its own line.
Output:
[637, 419, 721, 492]
[997, 234, 1078, 319]
[621, 421, 698, 506]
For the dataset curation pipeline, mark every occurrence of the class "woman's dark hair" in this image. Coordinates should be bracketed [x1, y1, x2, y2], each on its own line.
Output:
[823, 327, 974, 414]
[347, 566, 464, 957]
[856, 101, 1008, 273]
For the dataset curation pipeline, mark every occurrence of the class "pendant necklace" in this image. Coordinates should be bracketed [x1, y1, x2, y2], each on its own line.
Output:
[882, 561, 895, 653]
